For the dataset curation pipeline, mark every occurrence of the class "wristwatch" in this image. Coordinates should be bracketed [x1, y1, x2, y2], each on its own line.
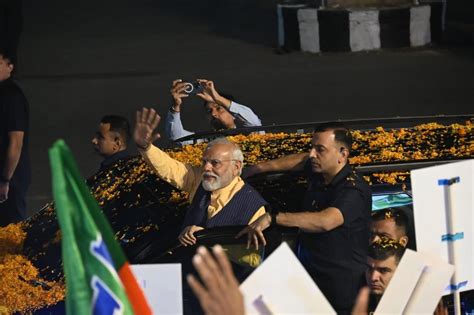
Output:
[270, 211, 279, 226]
[169, 106, 180, 113]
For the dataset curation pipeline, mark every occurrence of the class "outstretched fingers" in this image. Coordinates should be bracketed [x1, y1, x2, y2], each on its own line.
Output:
[141, 107, 149, 123]
[213, 245, 238, 286]
[186, 273, 213, 312]
[150, 111, 161, 130]
[195, 247, 225, 293]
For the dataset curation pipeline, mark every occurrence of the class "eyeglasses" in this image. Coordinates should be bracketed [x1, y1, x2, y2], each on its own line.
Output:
[201, 159, 236, 168]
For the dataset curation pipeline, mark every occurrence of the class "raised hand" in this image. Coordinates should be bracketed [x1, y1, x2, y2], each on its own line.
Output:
[134, 107, 161, 150]
[196, 79, 231, 108]
[187, 245, 245, 315]
[170, 79, 189, 111]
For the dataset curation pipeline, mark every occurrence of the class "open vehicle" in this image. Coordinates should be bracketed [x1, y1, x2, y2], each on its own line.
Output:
[3, 115, 472, 313]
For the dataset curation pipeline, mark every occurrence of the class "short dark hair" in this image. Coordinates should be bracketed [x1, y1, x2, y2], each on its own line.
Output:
[371, 208, 409, 235]
[368, 237, 406, 264]
[100, 115, 131, 144]
[313, 122, 352, 154]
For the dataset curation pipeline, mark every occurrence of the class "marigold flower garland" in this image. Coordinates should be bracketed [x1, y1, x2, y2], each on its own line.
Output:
[0, 121, 472, 312]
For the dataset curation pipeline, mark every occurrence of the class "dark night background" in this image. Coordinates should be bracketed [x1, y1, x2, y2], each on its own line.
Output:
[6, 0, 474, 214]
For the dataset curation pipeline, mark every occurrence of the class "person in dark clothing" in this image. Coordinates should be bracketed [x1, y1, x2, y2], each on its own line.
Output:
[91, 115, 132, 171]
[238, 122, 372, 314]
[0, 49, 30, 226]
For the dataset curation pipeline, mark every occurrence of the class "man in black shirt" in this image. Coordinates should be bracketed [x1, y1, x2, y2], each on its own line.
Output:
[238, 122, 372, 313]
[91, 115, 132, 171]
[0, 49, 30, 226]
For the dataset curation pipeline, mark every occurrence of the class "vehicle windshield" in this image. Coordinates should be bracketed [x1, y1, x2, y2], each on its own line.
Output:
[372, 193, 413, 211]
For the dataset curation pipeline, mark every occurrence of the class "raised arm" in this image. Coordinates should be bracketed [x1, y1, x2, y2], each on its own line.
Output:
[134, 108, 201, 193]
[243, 152, 309, 178]
[196, 79, 262, 126]
[165, 79, 196, 142]
[227, 101, 262, 127]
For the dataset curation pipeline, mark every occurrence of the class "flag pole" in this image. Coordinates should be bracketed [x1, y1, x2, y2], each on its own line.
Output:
[442, 176, 461, 315]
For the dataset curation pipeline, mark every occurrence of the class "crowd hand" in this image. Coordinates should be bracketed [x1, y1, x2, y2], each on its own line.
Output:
[187, 245, 245, 315]
[236, 213, 271, 250]
[170, 79, 189, 110]
[179, 225, 204, 246]
[351, 287, 369, 315]
[134, 108, 161, 150]
[433, 299, 448, 315]
[0, 182, 9, 203]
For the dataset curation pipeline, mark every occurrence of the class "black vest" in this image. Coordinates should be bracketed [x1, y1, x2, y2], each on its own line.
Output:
[183, 181, 268, 228]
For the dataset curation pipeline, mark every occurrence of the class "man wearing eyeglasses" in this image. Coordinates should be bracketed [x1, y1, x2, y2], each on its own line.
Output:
[133, 107, 267, 247]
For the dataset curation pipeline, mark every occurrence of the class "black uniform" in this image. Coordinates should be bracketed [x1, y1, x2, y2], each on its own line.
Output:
[0, 78, 30, 226]
[298, 162, 371, 314]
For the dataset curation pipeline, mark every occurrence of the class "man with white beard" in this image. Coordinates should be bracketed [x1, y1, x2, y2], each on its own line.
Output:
[134, 108, 268, 246]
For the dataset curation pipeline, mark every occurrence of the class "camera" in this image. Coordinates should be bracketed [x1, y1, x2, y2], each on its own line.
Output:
[183, 81, 204, 95]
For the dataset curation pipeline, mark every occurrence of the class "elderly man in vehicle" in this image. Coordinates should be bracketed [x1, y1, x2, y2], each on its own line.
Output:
[239, 122, 372, 314]
[165, 79, 262, 145]
[134, 108, 268, 246]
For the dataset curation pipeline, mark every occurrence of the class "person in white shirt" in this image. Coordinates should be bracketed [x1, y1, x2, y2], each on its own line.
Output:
[165, 79, 262, 145]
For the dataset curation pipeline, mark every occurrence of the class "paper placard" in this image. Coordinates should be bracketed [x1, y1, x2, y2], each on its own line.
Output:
[240, 242, 335, 315]
[375, 249, 426, 314]
[374, 249, 455, 314]
[404, 251, 455, 314]
[131, 263, 182, 315]
[411, 160, 474, 293]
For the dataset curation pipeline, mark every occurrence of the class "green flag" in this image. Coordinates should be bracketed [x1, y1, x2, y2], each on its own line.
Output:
[49, 140, 152, 315]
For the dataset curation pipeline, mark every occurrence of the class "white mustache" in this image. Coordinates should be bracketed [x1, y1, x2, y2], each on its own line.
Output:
[202, 172, 218, 180]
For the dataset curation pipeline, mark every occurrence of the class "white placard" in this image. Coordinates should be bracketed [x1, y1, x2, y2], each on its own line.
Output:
[240, 242, 335, 315]
[411, 160, 474, 293]
[374, 249, 455, 314]
[404, 251, 455, 314]
[375, 249, 426, 314]
[131, 264, 182, 315]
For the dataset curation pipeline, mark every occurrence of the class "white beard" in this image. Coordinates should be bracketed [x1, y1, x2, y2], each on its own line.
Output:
[202, 177, 222, 191]
[202, 172, 222, 191]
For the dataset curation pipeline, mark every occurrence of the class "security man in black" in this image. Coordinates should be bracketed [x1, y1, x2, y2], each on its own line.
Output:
[238, 122, 372, 314]
[0, 49, 30, 226]
[298, 161, 371, 313]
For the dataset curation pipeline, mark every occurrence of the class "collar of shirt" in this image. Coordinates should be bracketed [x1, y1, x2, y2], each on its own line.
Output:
[207, 176, 244, 219]
[313, 163, 353, 189]
[328, 163, 353, 186]
[100, 150, 131, 170]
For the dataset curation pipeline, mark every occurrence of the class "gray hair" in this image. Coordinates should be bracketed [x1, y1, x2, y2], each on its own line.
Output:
[205, 137, 244, 174]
